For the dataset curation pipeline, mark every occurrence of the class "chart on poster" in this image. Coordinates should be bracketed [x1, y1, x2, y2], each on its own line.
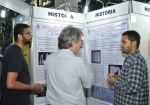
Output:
[87, 19, 128, 103]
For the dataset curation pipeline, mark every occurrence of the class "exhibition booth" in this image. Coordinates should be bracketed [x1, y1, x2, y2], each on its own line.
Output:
[1, 0, 150, 105]
[86, 1, 150, 105]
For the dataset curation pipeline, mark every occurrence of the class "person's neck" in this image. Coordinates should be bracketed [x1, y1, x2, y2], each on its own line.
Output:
[128, 48, 138, 55]
[13, 42, 24, 50]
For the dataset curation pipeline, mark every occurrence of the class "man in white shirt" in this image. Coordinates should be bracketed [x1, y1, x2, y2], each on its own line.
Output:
[45, 25, 94, 105]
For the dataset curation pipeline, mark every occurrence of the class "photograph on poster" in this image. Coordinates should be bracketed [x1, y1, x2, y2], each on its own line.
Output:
[108, 65, 122, 75]
[91, 85, 114, 103]
[91, 50, 101, 63]
[38, 52, 52, 65]
[37, 84, 47, 97]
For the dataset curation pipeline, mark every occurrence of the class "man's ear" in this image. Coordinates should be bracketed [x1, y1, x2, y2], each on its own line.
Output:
[72, 42, 75, 47]
[18, 34, 22, 40]
[132, 41, 137, 48]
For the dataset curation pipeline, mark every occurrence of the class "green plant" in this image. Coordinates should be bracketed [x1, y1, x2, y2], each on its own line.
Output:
[0, 9, 18, 50]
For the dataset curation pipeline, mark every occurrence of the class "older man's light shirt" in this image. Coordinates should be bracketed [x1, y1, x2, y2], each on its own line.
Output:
[45, 49, 94, 105]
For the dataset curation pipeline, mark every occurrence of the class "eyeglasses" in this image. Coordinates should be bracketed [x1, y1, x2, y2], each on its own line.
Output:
[79, 39, 83, 43]
[23, 32, 32, 35]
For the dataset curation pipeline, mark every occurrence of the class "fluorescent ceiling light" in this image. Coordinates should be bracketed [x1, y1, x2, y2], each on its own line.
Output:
[84, 5, 88, 14]
[84, 0, 90, 14]
[1, 10, 6, 18]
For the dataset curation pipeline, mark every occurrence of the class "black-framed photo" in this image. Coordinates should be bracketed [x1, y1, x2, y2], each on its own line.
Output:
[108, 65, 122, 75]
[38, 52, 52, 65]
[91, 50, 101, 63]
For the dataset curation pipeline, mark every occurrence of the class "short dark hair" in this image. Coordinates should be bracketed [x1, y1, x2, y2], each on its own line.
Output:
[58, 25, 83, 49]
[14, 23, 30, 41]
[122, 30, 140, 49]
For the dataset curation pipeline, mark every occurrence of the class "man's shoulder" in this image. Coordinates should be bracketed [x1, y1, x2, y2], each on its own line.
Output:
[131, 52, 147, 67]
[5, 45, 22, 54]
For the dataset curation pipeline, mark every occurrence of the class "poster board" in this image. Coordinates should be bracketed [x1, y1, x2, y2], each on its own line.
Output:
[29, 1, 150, 105]
[31, 6, 86, 105]
[86, 18, 129, 105]
[85, 1, 130, 105]
[86, 1, 150, 105]
[31, 20, 85, 105]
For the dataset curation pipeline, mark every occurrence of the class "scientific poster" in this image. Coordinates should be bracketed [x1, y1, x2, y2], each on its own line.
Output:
[87, 19, 128, 103]
[35, 21, 85, 104]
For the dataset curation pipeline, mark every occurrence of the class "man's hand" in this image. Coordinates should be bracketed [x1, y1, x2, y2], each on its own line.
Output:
[31, 83, 44, 92]
[107, 73, 118, 86]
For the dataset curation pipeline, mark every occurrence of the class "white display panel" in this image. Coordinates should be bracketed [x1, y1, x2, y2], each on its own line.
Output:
[29, 2, 150, 105]
[31, 19, 86, 105]
[86, 15, 130, 105]
[0, 0, 31, 16]
[86, 1, 129, 22]
[33, 6, 85, 23]
[132, 1, 150, 16]
[86, 19, 128, 104]
[35, 21, 85, 84]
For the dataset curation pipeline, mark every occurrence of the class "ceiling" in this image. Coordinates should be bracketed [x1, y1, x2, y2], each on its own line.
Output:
[0, 5, 19, 23]
[0, 0, 133, 22]
[0, 0, 149, 24]
[21, 0, 122, 13]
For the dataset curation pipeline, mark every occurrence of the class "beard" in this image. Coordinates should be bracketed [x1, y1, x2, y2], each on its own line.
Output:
[22, 36, 32, 45]
[121, 49, 126, 53]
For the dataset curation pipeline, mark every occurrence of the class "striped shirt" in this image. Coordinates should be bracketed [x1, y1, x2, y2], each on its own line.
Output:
[114, 50, 149, 105]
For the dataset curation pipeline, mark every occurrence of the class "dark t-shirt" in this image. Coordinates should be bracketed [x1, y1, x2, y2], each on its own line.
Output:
[1, 45, 31, 105]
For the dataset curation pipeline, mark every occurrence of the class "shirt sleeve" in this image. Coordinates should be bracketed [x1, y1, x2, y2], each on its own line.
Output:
[114, 59, 146, 94]
[77, 58, 94, 88]
[8, 50, 23, 72]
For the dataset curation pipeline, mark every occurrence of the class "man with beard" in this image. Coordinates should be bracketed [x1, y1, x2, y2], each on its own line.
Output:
[1, 23, 43, 105]
[107, 30, 149, 105]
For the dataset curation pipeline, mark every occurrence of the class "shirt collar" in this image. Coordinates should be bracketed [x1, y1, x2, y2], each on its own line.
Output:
[59, 49, 76, 57]
[127, 50, 139, 59]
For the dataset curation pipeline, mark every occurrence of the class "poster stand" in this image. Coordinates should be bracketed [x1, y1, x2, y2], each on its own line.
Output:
[30, 6, 86, 105]
[86, 1, 150, 105]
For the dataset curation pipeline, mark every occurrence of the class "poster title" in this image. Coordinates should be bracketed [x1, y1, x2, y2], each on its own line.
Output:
[95, 9, 116, 17]
[144, 7, 150, 12]
[48, 12, 74, 19]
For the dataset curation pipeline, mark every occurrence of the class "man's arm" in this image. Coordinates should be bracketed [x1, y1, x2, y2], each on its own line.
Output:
[7, 72, 43, 92]
[79, 59, 94, 88]
[114, 60, 145, 94]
